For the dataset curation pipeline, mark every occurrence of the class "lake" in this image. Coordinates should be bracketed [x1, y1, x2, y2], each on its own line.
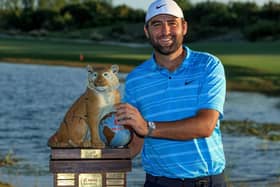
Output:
[0, 63, 279, 187]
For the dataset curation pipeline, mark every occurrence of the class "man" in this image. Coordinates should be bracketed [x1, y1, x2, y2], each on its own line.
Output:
[115, 0, 227, 186]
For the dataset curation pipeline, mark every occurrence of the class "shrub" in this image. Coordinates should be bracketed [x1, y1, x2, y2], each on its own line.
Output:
[90, 32, 104, 41]
[243, 20, 280, 41]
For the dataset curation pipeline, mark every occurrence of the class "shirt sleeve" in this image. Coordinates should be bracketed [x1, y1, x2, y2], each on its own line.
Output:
[198, 57, 226, 119]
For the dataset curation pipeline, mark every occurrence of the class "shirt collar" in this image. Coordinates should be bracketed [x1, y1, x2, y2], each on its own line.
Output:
[149, 45, 191, 73]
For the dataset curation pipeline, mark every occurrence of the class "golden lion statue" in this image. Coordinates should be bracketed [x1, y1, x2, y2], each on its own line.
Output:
[48, 64, 120, 148]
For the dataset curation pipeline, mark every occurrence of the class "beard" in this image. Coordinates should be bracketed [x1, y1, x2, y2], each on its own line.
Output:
[149, 32, 184, 55]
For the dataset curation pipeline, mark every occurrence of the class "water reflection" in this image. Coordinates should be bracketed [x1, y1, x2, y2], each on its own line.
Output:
[224, 92, 280, 123]
[0, 63, 279, 187]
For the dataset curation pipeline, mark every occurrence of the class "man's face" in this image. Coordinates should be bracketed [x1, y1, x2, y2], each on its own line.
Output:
[144, 14, 187, 55]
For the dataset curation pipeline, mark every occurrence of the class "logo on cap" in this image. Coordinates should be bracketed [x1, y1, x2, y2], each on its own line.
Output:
[156, 4, 166, 9]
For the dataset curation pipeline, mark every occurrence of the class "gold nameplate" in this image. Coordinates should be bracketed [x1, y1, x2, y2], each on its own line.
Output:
[56, 173, 75, 186]
[79, 173, 102, 187]
[57, 173, 75, 180]
[106, 179, 124, 186]
[57, 173, 75, 186]
[57, 179, 75, 186]
[81, 149, 102, 159]
[106, 172, 125, 179]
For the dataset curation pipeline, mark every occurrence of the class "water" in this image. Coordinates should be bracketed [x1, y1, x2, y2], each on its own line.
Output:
[224, 92, 280, 124]
[0, 63, 279, 187]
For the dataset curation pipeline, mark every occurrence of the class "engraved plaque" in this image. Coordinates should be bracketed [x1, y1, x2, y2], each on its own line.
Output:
[50, 148, 131, 187]
[57, 173, 75, 186]
[106, 172, 125, 179]
[57, 179, 75, 186]
[57, 173, 75, 179]
[81, 149, 102, 159]
[106, 179, 125, 186]
[79, 173, 102, 187]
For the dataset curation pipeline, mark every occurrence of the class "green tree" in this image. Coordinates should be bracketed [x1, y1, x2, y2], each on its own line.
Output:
[260, 1, 280, 21]
[37, 0, 66, 11]
[60, 3, 92, 28]
[189, 2, 233, 26]
[229, 2, 259, 26]
[1, 0, 21, 13]
[175, 0, 191, 10]
[85, 0, 113, 26]
[114, 5, 131, 21]
[22, 0, 35, 9]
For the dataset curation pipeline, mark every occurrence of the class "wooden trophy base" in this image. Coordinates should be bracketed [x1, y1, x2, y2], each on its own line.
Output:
[49, 148, 132, 187]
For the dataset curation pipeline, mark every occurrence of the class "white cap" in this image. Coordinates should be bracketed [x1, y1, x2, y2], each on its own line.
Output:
[145, 0, 184, 23]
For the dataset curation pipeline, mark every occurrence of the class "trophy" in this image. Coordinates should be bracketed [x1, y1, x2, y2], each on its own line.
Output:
[48, 65, 132, 187]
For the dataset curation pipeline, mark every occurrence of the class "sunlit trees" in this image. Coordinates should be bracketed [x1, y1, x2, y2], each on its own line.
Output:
[0, 0, 279, 41]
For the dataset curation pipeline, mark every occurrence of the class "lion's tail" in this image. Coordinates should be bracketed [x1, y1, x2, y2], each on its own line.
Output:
[47, 133, 59, 147]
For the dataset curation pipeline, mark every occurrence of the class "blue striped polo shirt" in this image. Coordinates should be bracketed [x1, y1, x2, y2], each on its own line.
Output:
[124, 46, 226, 179]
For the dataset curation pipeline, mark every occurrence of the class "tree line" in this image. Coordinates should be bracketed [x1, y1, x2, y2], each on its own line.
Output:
[0, 0, 279, 41]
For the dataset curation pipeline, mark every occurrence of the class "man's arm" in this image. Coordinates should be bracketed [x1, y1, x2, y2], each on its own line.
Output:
[149, 109, 219, 140]
[128, 132, 144, 158]
[115, 103, 219, 140]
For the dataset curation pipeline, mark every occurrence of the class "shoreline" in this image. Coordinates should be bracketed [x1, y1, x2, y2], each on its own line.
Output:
[1, 59, 280, 96]
[0, 58, 135, 73]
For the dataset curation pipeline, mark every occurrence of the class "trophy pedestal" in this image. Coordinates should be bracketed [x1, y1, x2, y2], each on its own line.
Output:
[49, 148, 132, 187]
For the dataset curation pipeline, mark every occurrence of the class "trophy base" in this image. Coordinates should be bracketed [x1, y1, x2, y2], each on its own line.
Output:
[49, 148, 132, 187]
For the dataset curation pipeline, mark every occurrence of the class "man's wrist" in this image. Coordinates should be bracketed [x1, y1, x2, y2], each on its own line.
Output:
[145, 121, 156, 137]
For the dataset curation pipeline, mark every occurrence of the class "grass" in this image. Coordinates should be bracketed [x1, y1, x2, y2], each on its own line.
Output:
[0, 151, 17, 167]
[0, 37, 280, 94]
[221, 120, 280, 141]
[220, 55, 280, 74]
[0, 183, 13, 187]
[0, 37, 150, 64]
[189, 41, 280, 55]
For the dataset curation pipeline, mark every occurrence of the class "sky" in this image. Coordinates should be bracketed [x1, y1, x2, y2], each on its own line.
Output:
[113, 0, 280, 10]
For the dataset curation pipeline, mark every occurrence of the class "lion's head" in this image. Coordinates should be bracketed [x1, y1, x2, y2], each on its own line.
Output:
[87, 64, 120, 93]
